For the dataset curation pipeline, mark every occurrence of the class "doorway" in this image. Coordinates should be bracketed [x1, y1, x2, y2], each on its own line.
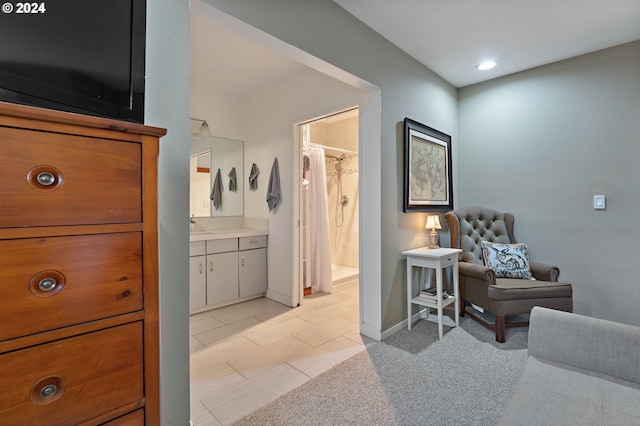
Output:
[298, 108, 359, 298]
[192, 0, 383, 340]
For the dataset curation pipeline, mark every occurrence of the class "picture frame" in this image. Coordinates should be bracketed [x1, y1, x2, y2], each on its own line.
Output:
[403, 118, 453, 212]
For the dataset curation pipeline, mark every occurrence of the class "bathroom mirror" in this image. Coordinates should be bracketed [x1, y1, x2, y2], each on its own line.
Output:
[190, 132, 244, 217]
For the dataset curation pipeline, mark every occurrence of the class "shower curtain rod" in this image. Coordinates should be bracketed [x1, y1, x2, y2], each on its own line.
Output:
[309, 143, 357, 155]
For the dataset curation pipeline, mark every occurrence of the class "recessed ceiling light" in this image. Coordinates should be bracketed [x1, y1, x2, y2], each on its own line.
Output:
[477, 60, 497, 71]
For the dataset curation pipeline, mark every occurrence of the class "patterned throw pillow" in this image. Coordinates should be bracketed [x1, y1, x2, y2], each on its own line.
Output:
[481, 241, 534, 279]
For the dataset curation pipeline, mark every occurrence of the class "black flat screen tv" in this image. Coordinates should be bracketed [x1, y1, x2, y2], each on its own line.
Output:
[0, 0, 146, 123]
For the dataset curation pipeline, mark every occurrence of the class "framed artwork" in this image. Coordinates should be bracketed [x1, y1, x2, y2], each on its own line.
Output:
[403, 118, 453, 212]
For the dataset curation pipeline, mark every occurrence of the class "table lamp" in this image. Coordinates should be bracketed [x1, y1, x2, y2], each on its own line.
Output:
[425, 215, 442, 249]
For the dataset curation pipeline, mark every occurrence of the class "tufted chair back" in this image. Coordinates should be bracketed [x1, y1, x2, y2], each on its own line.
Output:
[445, 206, 517, 265]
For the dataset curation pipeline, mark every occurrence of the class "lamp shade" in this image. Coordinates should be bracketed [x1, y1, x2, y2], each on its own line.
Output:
[425, 215, 442, 231]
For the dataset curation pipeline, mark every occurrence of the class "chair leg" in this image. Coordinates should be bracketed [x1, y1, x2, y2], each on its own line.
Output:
[460, 298, 465, 317]
[495, 315, 506, 343]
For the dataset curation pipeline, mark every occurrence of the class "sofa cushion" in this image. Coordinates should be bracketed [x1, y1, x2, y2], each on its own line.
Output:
[481, 241, 533, 279]
[498, 357, 640, 426]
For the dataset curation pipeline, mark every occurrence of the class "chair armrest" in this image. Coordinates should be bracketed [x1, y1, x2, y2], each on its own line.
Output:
[530, 262, 559, 282]
[459, 262, 496, 284]
[528, 307, 640, 385]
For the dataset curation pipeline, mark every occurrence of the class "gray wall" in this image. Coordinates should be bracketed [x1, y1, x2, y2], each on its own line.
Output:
[202, 0, 459, 332]
[458, 40, 640, 327]
[146, 0, 191, 424]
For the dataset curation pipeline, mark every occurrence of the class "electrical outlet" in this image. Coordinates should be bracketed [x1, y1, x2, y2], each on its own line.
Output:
[594, 195, 606, 210]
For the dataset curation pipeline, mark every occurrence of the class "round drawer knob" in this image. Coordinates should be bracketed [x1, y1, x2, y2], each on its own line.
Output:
[38, 278, 57, 292]
[36, 172, 56, 186]
[27, 165, 64, 192]
[40, 384, 58, 399]
[29, 270, 65, 298]
[30, 376, 65, 405]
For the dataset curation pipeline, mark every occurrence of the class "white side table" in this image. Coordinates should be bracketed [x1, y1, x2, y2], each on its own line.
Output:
[402, 247, 462, 339]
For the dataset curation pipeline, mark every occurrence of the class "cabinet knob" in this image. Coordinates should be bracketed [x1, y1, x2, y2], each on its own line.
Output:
[38, 278, 57, 292]
[29, 270, 65, 297]
[27, 165, 64, 191]
[209, 261, 213, 272]
[30, 376, 66, 405]
[36, 172, 55, 186]
[40, 384, 58, 398]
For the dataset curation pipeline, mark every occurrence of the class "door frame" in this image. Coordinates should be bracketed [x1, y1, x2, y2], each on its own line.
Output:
[292, 106, 360, 306]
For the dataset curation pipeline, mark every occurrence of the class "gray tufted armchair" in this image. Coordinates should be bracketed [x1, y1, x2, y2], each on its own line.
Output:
[444, 206, 573, 342]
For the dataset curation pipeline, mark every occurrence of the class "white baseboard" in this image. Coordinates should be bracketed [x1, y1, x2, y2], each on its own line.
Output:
[382, 311, 426, 340]
[265, 289, 294, 307]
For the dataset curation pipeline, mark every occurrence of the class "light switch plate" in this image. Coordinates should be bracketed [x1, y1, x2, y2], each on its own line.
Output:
[594, 195, 606, 210]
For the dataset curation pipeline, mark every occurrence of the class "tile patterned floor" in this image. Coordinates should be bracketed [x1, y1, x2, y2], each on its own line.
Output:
[189, 279, 374, 425]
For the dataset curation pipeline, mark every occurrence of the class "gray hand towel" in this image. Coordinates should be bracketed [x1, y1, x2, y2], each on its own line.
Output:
[266, 157, 281, 212]
[228, 167, 237, 192]
[211, 168, 223, 211]
[249, 163, 260, 191]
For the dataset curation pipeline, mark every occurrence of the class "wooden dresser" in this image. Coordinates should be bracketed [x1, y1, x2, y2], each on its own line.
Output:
[0, 101, 165, 425]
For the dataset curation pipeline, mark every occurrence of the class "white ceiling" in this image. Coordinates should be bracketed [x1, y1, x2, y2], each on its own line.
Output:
[191, 0, 640, 93]
[334, 0, 640, 87]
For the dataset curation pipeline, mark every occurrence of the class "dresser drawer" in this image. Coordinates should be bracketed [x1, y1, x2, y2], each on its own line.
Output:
[0, 232, 143, 341]
[0, 322, 143, 426]
[0, 127, 141, 228]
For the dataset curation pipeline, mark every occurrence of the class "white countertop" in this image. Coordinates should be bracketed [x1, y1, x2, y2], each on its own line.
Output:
[189, 228, 268, 242]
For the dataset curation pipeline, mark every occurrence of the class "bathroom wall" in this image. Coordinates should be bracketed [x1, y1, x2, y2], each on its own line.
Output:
[191, 82, 247, 142]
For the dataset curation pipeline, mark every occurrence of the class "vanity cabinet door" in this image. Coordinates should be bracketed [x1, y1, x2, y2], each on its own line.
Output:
[189, 255, 206, 312]
[239, 248, 267, 298]
[206, 252, 239, 306]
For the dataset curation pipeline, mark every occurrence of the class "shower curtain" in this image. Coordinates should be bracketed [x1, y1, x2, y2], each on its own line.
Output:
[308, 147, 333, 293]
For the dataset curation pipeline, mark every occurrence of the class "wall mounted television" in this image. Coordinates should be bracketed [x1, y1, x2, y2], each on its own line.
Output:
[0, 0, 146, 123]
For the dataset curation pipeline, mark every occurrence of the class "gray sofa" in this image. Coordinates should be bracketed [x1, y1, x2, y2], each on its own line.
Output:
[499, 307, 640, 425]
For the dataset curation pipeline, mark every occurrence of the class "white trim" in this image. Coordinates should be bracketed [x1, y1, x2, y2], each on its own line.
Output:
[358, 89, 382, 341]
[381, 311, 426, 340]
[381, 318, 408, 340]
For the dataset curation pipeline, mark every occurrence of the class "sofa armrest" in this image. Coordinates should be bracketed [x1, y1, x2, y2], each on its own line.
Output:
[528, 307, 640, 385]
[530, 262, 559, 281]
[459, 262, 496, 284]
